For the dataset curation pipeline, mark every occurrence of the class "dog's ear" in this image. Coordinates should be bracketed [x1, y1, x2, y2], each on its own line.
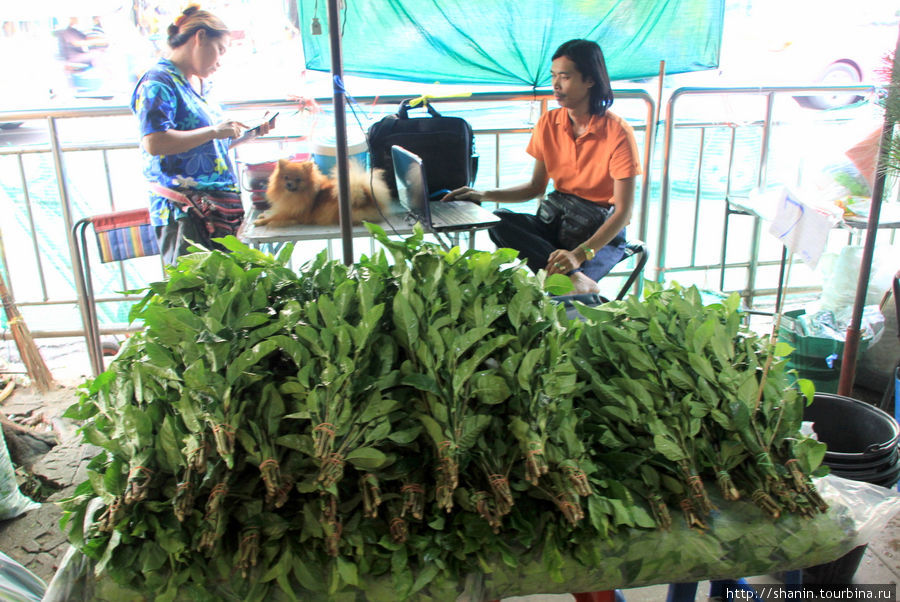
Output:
[278, 158, 290, 169]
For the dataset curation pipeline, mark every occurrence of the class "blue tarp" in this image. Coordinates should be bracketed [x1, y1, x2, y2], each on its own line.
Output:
[297, 0, 725, 86]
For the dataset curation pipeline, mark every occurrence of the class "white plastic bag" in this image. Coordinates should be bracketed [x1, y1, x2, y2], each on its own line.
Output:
[819, 245, 896, 314]
[0, 551, 45, 602]
[41, 475, 900, 601]
[0, 427, 40, 520]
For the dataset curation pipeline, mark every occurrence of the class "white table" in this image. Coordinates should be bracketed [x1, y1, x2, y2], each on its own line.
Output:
[238, 206, 485, 258]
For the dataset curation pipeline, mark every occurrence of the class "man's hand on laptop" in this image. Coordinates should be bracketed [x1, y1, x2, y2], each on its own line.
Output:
[442, 187, 484, 202]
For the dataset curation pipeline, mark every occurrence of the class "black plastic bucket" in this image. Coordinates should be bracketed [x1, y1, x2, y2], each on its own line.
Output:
[828, 456, 900, 488]
[802, 393, 900, 464]
[800, 393, 900, 584]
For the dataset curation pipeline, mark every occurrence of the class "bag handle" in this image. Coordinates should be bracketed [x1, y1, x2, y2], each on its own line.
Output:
[398, 98, 442, 119]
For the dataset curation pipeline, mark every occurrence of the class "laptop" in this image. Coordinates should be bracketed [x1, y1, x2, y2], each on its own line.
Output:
[391, 145, 501, 232]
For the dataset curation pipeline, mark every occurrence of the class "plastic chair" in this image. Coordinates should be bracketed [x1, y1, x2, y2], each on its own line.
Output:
[610, 240, 649, 302]
[72, 208, 160, 376]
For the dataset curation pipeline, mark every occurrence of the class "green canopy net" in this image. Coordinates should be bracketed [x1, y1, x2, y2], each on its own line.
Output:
[297, 0, 725, 86]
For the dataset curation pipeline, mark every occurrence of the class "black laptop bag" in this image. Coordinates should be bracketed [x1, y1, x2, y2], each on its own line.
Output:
[368, 99, 478, 197]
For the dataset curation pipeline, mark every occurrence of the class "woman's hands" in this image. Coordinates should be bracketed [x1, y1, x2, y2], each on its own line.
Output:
[441, 187, 485, 202]
[142, 114, 274, 156]
[211, 120, 245, 140]
[546, 248, 582, 275]
[213, 113, 275, 140]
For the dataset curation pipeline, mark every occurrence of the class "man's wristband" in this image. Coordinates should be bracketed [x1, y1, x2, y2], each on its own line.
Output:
[579, 243, 596, 261]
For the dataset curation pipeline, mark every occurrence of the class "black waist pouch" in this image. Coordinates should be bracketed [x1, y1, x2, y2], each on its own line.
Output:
[537, 191, 614, 249]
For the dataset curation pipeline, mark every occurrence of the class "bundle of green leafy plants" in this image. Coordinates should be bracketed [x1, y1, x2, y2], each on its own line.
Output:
[61, 226, 832, 601]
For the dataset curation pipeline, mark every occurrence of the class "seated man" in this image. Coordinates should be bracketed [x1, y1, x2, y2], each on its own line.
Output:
[56, 17, 94, 66]
[444, 39, 641, 294]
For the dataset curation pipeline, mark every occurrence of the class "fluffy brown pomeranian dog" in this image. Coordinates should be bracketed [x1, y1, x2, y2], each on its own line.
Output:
[253, 159, 391, 227]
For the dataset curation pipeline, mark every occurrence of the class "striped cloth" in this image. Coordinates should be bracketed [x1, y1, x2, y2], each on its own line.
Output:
[91, 209, 159, 263]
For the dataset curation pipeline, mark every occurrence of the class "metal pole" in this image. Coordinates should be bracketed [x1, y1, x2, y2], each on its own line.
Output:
[745, 92, 775, 308]
[655, 92, 676, 282]
[637, 93, 655, 245]
[718, 126, 738, 292]
[48, 116, 103, 376]
[690, 128, 706, 267]
[837, 25, 900, 396]
[327, 0, 353, 266]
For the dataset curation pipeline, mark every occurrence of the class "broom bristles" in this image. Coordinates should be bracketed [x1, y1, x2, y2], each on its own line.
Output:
[1, 276, 55, 393]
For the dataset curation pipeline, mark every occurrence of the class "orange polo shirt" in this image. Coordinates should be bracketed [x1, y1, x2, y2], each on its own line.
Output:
[526, 108, 642, 205]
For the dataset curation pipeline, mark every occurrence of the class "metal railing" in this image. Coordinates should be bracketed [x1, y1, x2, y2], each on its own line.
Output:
[2, 83, 893, 354]
[655, 83, 891, 307]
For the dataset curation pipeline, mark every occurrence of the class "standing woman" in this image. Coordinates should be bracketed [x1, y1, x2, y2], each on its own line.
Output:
[444, 39, 641, 294]
[131, 4, 271, 263]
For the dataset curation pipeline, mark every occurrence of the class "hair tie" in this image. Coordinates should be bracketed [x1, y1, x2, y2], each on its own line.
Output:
[175, 4, 201, 27]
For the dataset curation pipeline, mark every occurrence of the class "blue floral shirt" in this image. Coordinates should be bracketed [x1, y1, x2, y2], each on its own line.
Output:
[130, 58, 239, 226]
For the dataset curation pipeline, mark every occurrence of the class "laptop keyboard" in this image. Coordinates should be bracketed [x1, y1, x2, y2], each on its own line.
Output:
[432, 201, 483, 226]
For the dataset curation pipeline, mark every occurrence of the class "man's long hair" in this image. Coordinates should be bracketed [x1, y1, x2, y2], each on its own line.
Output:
[552, 39, 614, 116]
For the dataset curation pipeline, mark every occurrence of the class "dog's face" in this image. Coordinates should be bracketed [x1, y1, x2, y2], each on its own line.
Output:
[268, 159, 323, 199]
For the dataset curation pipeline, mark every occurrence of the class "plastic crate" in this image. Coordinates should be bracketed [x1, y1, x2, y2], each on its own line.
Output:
[787, 359, 840, 394]
[778, 309, 869, 360]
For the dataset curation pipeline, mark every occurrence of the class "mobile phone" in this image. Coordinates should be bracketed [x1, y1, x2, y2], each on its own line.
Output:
[230, 112, 279, 148]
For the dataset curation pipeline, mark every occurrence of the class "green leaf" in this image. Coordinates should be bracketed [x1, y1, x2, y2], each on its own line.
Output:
[631, 505, 657, 529]
[158, 416, 184, 472]
[517, 348, 543, 394]
[388, 426, 422, 444]
[688, 352, 717, 383]
[391, 548, 413, 599]
[470, 372, 511, 405]
[140, 541, 168, 574]
[392, 293, 420, 347]
[652, 434, 686, 462]
[359, 399, 400, 423]
[235, 312, 271, 330]
[450, 327, 493, 362]
[544, 273, 574, 296]
[691, 318, 716, 353]
[458, 414, 492, 449]
[293, 555, 324, 593]
[540, 535, 565, 583]
[336, 557, 358, 586]
[608, 499, 635, 527]
[401, 373, 441, 397]
[225, 340, 281, 384]
[797, 378, 815, 405]
[419, 415, 445, 445]
[507, 288, 533, 329]
[774, 341, 795, 358]
[345, 447, 388, 470]
[102, 457, 124, 496]
[275, 434, 315, 455]
[95, 529, 122, 575]
[409, 563, 440, 596]
[793, 437, 827, 474]
[665, 367, 695, 390]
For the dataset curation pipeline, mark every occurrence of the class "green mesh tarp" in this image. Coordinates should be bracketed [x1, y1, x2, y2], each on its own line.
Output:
[297, 0, 725, 86]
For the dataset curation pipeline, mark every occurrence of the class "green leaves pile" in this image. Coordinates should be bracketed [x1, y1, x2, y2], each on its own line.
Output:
[61, 226, 828, 601]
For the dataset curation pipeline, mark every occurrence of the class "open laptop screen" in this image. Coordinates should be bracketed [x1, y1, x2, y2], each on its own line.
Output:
[391, 145, 431, 223]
